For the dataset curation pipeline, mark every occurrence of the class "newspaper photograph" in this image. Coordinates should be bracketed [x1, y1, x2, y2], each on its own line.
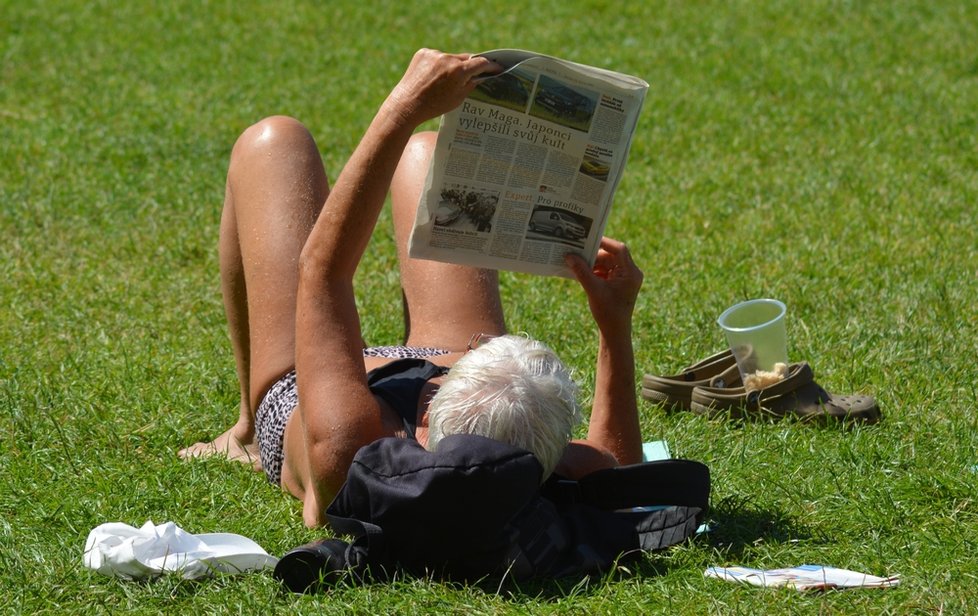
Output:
[408, 49, 649, 277]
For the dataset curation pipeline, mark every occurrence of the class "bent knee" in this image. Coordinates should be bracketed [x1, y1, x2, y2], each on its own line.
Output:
[391, 131, 438, 215]
[394, 131, 437, 179]
[231, 115, 317, 164]
[404, 130, 437, 155]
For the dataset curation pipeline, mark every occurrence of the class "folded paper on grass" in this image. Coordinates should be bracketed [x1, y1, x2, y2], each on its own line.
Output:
[706, 564, 900, 591]
[84, 520, 278, 580]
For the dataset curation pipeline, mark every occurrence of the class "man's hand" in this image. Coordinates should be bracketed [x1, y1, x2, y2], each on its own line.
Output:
[564, 237, 644, 334]
[384, 49, 502, 130]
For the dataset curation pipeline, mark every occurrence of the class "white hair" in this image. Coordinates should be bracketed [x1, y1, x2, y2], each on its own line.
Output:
[426, 334, 582, 479]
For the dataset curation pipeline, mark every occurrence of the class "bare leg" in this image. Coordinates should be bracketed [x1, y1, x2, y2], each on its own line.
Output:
[178, 183, 260, 465]
[390, 132, 506, 347]
[180, 116, 329, 465]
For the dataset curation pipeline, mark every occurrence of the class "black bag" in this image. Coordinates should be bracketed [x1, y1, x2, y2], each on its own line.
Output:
[274, 434, 709, 592]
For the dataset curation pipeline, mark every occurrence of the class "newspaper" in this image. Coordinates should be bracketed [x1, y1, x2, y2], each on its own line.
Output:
[705, 564, 901, 591]
[408, 49, 649, 277]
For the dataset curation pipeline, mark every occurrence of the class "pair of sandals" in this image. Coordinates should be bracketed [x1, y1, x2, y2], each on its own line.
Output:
[642, 349, 881, 423]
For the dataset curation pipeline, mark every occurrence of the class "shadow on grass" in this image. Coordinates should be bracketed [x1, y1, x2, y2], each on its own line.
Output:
[703, 494, 826, 559]
[486, 551, 689, 602]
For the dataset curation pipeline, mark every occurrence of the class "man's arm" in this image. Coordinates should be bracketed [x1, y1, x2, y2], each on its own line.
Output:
[564, 237, 644, 466]
[292, 50, 500, 526]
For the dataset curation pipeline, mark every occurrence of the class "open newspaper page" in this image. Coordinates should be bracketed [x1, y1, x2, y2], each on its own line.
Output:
[408, 49, 649, 277]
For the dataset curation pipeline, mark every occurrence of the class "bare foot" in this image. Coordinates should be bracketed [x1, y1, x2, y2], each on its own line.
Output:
[179, 423, 262, 471]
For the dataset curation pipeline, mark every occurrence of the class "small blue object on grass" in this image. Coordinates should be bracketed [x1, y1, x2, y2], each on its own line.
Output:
[642, 440, 671, 462]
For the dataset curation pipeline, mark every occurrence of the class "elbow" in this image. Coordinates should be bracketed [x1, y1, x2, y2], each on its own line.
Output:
[554, 440, 619, 479]
[306, 438, 351, 500]
[294, 439, 346, 528]
[305, 419, 378, 503]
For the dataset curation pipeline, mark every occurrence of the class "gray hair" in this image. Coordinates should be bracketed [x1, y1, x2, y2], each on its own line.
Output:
[426, 334, 581, 479]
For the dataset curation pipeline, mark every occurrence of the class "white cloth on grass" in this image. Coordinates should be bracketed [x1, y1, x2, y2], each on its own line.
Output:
[84, 520, 278, 580]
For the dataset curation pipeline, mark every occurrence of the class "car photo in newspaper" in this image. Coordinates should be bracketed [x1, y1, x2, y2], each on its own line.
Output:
[408, 49, 648, 278]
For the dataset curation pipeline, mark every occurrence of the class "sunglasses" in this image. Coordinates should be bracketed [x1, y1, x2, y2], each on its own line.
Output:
[466, 332, 499, 351]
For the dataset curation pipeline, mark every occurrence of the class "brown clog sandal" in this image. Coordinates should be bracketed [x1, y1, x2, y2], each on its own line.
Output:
[689, 362, 881, 423]
[641, 349, 741, 411]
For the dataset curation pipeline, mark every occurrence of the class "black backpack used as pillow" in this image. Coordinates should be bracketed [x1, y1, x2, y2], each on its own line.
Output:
[274, 434, 709, 592]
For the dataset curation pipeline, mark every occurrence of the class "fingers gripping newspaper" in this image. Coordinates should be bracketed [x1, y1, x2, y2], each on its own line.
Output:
[408, 50, 649, 277]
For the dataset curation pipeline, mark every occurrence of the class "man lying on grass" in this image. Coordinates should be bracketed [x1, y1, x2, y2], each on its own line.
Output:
[180, 49, 644, 528]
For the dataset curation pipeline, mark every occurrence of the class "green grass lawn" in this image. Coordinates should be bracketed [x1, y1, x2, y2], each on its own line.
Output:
[3, 0, 977, 613]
